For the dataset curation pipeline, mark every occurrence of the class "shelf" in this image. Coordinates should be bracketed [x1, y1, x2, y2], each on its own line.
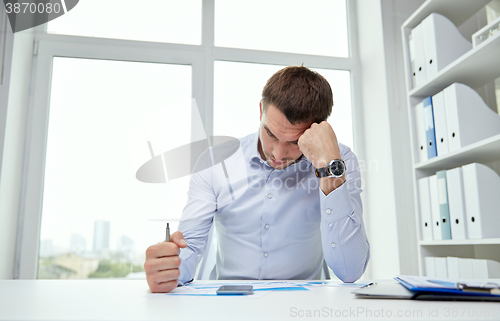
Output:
[408, 32, 500, 98]
[405, 0, 500, 276]
[420, 239, 500, 246]
[414, 134, 500, 171]
[402, 0, 490, 29]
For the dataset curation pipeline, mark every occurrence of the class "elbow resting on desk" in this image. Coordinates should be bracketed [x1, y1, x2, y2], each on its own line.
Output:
[329, 243, 370, 283]
[324, 219, 370, 283]
[339, 249, 370, 283]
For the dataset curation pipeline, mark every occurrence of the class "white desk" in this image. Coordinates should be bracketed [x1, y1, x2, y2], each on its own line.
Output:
[0, 280, 499, 321]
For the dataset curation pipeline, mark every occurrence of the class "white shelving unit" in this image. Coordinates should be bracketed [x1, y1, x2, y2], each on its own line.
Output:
[420, 238, 500, 246]
[402, 0, 500, 276]
[415, 133, 500, 172]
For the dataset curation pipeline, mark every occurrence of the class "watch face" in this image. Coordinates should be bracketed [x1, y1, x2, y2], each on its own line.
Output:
[329, 160, 345, 177]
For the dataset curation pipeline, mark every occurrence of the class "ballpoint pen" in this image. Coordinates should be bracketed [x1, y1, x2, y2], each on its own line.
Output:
[165, 223, 170, 242]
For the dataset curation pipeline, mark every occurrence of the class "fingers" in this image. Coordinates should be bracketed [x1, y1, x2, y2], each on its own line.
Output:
[145, 242, 180, 260]
[147, 279, 178, 293]
[144, 251, 182, 293]
[170, 231, 188, 248]
[144, 231, 187, 293]
[154, 267, 181, 282]
[144, 262, 181, 283]
[144, 255, 181, 274]
[298, 121, 340, 169]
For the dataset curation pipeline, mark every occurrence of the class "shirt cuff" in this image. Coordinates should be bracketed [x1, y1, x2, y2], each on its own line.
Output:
[177, 255, 193, 285]
[320, 181, 354, 223]
[177, 278, 193, 287]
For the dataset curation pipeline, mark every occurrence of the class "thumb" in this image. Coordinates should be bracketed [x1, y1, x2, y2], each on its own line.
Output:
[171, 231, 187, 248]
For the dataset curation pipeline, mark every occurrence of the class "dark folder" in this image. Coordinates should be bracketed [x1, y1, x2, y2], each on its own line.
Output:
[353, 276, 500, 302]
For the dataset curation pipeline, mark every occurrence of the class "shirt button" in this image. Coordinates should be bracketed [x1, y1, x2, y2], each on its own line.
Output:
[267, 193, 273, 199]
[328, 223, 333, 227]
[265, 224, 270, 229]
[331, 242, 336, 248]
[326, 208, 332, 214]
[264, 252, 269, 257]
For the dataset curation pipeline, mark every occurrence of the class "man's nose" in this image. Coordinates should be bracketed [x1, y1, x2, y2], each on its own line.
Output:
[273, 142, 288, 160]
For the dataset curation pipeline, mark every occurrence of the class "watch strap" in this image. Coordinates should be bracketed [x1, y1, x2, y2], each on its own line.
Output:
[315, 159, 346, 178]
[315, 166, 329, 178]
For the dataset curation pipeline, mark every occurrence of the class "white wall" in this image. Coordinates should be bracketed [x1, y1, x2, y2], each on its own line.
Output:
[380, 0, 425, 276]
[0, 29, 35, 279]
[354, 0, 423, 279]
[0, 11, 15, 279]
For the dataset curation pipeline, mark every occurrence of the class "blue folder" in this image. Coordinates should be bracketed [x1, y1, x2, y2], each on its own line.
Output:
[394, 275, 500, 301]
[422, 97, 437, 159]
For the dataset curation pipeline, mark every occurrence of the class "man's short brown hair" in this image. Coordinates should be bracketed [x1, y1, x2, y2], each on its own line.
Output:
[261, 66, 333, 124]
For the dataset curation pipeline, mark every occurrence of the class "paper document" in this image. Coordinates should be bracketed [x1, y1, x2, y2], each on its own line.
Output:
[149, 280, 369, 297]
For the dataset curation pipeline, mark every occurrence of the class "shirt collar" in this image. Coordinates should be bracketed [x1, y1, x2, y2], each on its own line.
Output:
[249, 132, 262, 164]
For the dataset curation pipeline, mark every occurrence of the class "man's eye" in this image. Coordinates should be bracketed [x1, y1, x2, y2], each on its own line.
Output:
[266, 130, 274, 138]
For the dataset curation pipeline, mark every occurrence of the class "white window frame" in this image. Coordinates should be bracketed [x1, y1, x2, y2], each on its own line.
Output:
[15, 0, 361, 279]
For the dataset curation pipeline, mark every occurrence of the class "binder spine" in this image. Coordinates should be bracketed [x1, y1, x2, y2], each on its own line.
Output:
[431, 91, 449, 156]
[444, 83, 500, 152]
[414, 102, 428, 163]
[436, 170, 452, 240]
[429, 175, 442, 240]
[418, 177, 433, 241]
[463, 163, 500, 239]
[411, 23, 426, 87]
[425, 13, 471, 75]
[423, 97, 437, 158]
[446, 167, 467, 240]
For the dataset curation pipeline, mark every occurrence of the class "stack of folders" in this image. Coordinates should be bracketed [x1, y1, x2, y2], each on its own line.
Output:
[414, 83, 500, 162]
[394, 275, 500, 301]
[418, 163, 500, 241]
[409, 13, 471, 88]
[424, 257, 500, 279]
[353, 275, 500, 301]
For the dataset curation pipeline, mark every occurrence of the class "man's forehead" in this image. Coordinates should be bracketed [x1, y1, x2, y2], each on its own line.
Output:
[263, 111, 312, 140]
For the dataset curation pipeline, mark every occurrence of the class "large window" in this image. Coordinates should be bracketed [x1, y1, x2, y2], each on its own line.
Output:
[213, 61, 353, 148]
[47, 1, 202, 45]
[16, 0, 357, 279]
[38, 58, 191, 279]
[215, 0, 348, 57]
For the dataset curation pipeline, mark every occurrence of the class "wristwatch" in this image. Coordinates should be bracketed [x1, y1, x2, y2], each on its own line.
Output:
[315, 159, 346, 178]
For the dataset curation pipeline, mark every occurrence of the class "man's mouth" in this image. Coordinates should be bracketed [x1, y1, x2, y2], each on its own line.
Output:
[270, 158, 285, 166]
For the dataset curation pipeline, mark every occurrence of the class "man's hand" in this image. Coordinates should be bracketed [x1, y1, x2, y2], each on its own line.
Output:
[144, 231, 187, 293]
[298, 121, 341, 169]
[298, 121, 345, 195]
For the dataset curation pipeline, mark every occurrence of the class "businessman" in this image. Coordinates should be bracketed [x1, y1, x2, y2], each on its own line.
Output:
[144, 66, 370, 293]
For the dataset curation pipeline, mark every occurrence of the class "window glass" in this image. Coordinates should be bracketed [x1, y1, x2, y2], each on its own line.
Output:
[47, 0, 202, 45]
[314, 67, 353, 150]
[213, 61, 282, 138]
[213, 61, 353, 151]
[215, 0, 348, 57]
[38, 58, 191, 279]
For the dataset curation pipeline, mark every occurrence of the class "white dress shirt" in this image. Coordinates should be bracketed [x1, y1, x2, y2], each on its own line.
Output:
[177, 132, 369, 284]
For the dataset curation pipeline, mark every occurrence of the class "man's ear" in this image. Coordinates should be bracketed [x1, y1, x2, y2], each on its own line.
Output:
[259, 102, 263, 121]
